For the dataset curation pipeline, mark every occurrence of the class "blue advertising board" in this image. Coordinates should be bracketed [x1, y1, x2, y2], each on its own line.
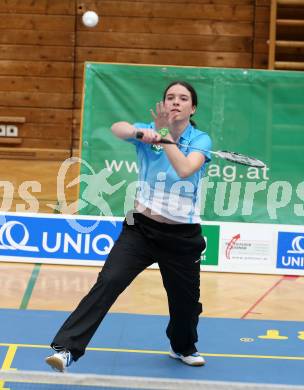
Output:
[0, 212, 123, 265]
[277, 232, 304, 271]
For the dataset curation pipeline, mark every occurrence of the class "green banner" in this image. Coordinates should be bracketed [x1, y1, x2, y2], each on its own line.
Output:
[80, 63, 304, 225]
[200, 225, 220, 266]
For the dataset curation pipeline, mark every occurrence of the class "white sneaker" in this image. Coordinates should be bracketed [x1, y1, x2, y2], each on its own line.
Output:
[169, 348, 205, 366]
[45, 350, 73, 372]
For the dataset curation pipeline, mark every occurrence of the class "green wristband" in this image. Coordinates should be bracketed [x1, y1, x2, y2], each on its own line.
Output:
[158, 127, 170, 137]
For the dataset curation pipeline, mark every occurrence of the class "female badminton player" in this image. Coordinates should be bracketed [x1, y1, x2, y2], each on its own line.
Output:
[45, 80, 212, 371]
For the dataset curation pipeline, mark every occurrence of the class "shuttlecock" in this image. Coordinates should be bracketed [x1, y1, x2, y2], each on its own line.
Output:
[82, 11, 99, 28]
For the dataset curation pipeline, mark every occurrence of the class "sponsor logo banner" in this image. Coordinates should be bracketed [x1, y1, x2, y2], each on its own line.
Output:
[200, 225, 220, 266]
[0, 213, 123, 263]
[223, 236, 270, 262]
[219, 222, 274, 273]
[277, 232, 304, 270]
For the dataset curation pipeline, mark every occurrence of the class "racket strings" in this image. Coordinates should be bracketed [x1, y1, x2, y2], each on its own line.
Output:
[178, 145, 266, 168]
[217, 151, 265, 167]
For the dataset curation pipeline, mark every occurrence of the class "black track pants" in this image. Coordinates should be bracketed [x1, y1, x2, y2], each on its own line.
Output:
[51, 212, 205, 360]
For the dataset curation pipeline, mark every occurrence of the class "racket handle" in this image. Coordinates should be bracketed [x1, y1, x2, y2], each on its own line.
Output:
[158, 138, 175, 145]
[135, 131, 175, 145]
[135, 131, 144, 139]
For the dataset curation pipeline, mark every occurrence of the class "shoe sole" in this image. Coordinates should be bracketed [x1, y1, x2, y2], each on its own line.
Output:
[169, 352, 205, 366]
[45, 356, 65, 372]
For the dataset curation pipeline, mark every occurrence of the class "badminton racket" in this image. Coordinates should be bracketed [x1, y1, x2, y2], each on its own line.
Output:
[135, 131, 266, 168]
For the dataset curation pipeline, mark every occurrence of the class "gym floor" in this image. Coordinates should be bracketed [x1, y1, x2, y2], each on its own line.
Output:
[0, 262, 304, 386]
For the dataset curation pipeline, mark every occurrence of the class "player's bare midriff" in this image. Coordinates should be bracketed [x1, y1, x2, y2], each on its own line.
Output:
[135, 201, 183, 224]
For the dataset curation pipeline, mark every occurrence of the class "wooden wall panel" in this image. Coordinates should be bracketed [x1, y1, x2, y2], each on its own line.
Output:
[253, 1, 270, 69]
[1, 0, 75, 14]
[0, 14, 75, 31]
[0, 77, 73, 94]
[0, 0, 75, 159]
[0, 31, 74, 46]
[20, 124, 72, 139]
[0, 108, 72, 124]
[85, 0, 253, 4]
[77, 32, 252, 52]
[76, 48, 252, 68]
[0, 46, 74, 61]
[0, 61, 73, 77]
[78, 17, 253, 36]
[0, 0, 275, 160]
[92, 3, 253, 20]
[0, 92, 73, 109]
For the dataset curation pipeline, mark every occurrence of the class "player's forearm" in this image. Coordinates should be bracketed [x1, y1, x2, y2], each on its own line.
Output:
[111, 121, 137, 139]
[163, 144, 202, 178]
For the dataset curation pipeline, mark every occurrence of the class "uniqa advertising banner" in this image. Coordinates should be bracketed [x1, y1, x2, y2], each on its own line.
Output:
[0, 212, 123, 265]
